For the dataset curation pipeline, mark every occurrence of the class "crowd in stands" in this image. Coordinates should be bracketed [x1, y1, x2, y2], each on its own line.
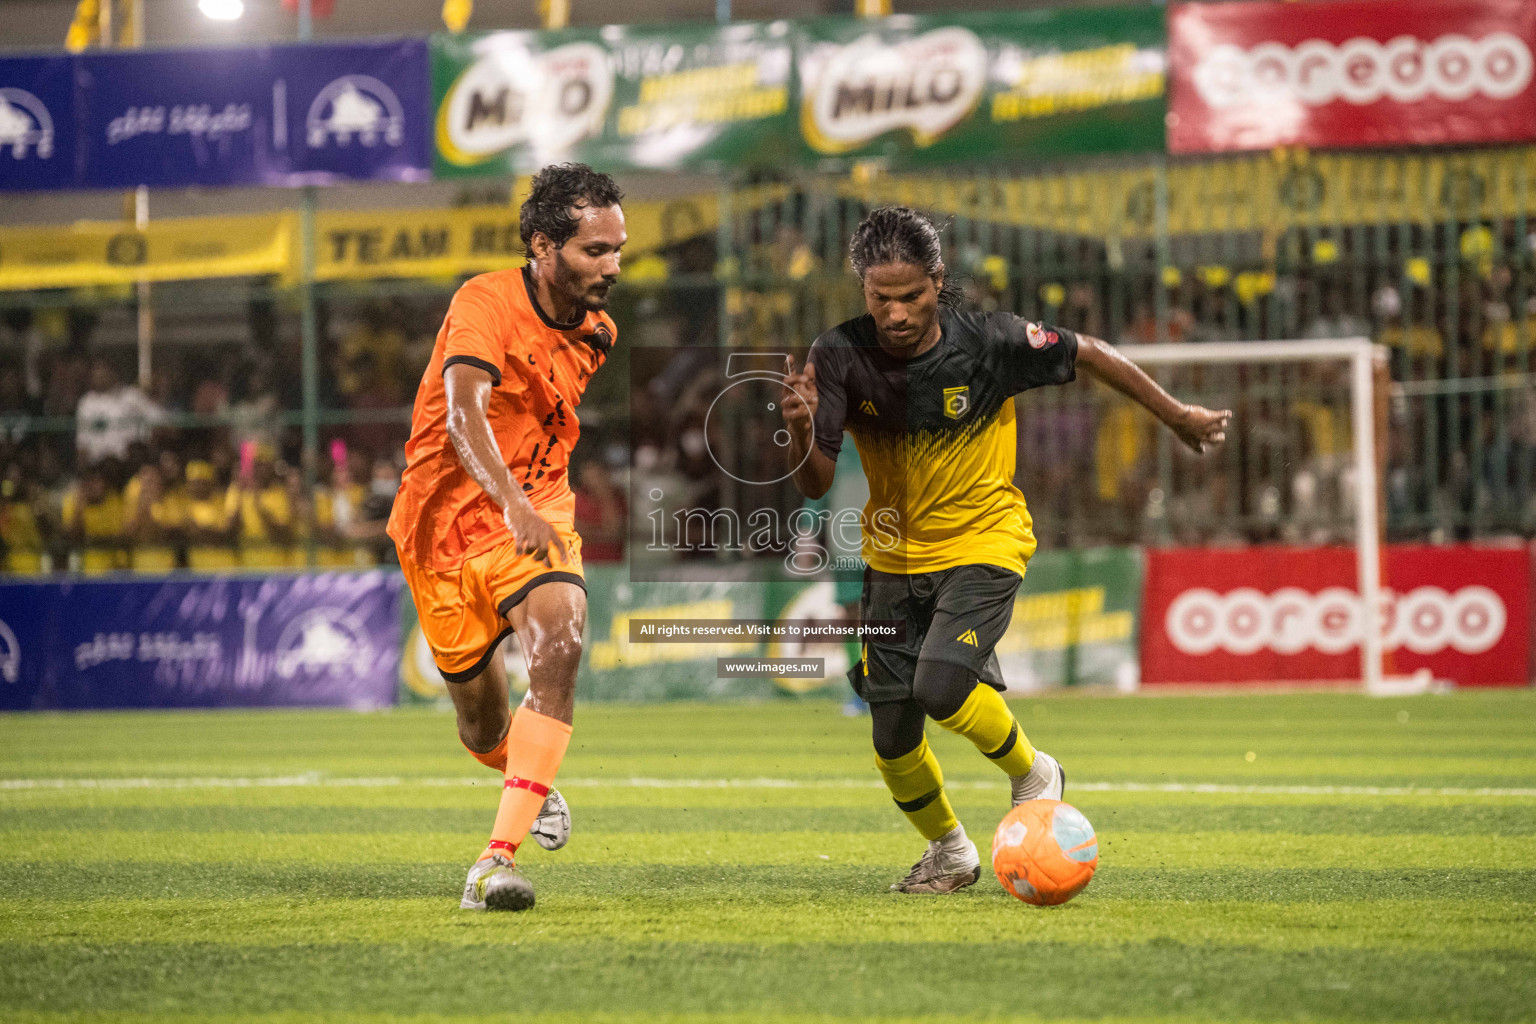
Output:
[3, 210, 1535, 573]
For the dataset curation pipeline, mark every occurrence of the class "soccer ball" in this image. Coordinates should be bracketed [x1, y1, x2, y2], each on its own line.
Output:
[991, 799, 1099, 906]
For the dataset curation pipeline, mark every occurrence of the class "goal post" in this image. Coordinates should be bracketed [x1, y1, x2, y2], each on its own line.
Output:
[1114, 338, 1390, 692]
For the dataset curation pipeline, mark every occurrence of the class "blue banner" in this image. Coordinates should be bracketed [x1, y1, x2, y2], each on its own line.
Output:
[0, 56, 77, 191]
[77, 48, 276, 188]
[1, 39, 429, 191]
[275, 40, 431, 185]
[0, 571, 402, 711]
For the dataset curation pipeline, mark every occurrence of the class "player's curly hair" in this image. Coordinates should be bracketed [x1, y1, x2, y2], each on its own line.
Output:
[848, 206, 960, 307]
[519, 163, 625, 256]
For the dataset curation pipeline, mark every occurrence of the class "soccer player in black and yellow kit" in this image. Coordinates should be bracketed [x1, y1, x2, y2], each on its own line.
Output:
[782, 208, 1230, 893]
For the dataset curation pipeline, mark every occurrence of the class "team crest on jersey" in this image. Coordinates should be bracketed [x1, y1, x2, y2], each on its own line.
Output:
[859, 399, 878, 416]
[579, 323, 613, 354]
[1025, 322, 1059, 350]
[942, 386, 970, 420]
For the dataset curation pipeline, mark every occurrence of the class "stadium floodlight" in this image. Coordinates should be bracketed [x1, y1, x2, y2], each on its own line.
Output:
[1115, 337, 1391, 693]
[198, 0, 244, 20]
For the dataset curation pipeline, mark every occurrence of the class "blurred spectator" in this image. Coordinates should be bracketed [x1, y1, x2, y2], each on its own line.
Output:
[228, 361, 283, 452]
[76, 358, 164, 465]
[1304, 283, 1371, 340]
[60, 462, 128, 573]
[126, 457, 188, 572]
[226, 448, 298, 568]
[184, 460, 238, 570]
[573, 460, 626, 562]
[0, 464, 44, 573]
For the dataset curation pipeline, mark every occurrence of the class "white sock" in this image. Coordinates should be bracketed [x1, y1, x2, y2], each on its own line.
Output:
[936, 822, 969, 852]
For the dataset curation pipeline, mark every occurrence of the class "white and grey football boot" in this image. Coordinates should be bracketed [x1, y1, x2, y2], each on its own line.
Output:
[529, 787, 571, 851]
[1009, 751, 1066, 806]
[461, 854, 536, 911]
[889, 824, 982, 894]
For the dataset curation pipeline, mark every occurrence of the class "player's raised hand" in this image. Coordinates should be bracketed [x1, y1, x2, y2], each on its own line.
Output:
[1173, 404, 1232, 454]
[504, 504, 568, 567]
[781, 357, 819, 441]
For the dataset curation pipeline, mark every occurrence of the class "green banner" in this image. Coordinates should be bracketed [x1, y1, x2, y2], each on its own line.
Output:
[399, 548, 1141, 704]
[432, 22, 794, 177]
[430, 8, 1165, 177]
[795, 9, 1166, 168]
[996, 545, 1142, 691]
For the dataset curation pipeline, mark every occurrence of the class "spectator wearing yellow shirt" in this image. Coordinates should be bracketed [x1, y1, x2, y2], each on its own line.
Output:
[184, 460, 238, 571]
[61, 464, 128, 573]
[0, 465, 45, 573]
[226, 448, 298, 568]
[126, 456, 188, 572]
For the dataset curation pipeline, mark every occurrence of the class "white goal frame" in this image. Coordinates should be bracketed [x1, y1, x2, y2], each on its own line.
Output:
[1114, 338, 1387, 692]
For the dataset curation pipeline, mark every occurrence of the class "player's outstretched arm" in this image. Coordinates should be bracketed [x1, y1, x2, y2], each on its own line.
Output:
[1074, 334, 1232, 454]
[782, 357, 837, 499]
[444, 363, 568, 567]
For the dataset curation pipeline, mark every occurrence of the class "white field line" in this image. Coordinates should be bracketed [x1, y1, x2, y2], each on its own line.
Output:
[1, 775, 1534, 798]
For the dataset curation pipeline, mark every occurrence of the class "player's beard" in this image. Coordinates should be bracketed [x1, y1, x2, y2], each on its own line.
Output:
[554, 249, 613, 313]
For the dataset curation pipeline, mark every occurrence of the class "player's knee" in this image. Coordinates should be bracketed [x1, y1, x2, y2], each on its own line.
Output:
[527, 627, 583, 679]
[458, 705, 510, 753]
[912, 660, 976, 722]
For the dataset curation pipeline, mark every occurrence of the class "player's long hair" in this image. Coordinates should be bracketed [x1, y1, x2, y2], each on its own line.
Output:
[520, 163, 626, 256]
[848, 207, 961, 308]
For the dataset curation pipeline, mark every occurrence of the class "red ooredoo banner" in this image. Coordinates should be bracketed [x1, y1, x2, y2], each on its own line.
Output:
[1168, 0, 1536, 153]
[1141, 545, 1532, 686]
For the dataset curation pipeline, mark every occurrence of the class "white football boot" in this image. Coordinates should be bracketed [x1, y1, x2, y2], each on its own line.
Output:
[1009, 751, 1065, 806]
[461, 854, 536, 911]
[889, 824, 982, 894]
[529, 787, 571, 851]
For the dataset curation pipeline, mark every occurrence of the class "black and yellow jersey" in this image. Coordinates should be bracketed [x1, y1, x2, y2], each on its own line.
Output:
[807, 308, 1077, 577]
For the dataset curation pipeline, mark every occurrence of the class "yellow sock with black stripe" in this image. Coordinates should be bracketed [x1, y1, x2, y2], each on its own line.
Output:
[875, 736, 958, 841]
[936, 683, 1037, 777]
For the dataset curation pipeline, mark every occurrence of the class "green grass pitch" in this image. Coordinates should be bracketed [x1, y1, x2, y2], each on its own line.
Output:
[1, 691, 1534, 1023]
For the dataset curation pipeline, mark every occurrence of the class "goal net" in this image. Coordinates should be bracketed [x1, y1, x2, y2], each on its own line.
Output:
[1014, 337, 1393, 692]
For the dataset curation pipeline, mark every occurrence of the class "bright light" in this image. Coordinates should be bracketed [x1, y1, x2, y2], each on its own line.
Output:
[198, 0, 244, 20]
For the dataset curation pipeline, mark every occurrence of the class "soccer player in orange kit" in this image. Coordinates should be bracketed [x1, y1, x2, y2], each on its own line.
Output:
[387, 164, 624, 911]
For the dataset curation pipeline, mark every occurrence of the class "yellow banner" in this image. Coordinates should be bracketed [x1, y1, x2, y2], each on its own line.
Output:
[0, 214, 292, 292]
[0, 187, 793, 291]
[846, 147, 1536, 239]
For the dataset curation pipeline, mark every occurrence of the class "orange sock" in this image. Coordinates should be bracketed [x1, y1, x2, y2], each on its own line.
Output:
[463, 727, 509, 773]
[480, 707, 572, 863]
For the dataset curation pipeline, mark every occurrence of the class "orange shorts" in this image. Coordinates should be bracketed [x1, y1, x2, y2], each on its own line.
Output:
[399, 525, 584, 682]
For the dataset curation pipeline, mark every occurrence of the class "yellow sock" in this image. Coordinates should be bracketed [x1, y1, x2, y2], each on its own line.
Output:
[936, 683, 1036, 777]
[875, 736, 958, 841]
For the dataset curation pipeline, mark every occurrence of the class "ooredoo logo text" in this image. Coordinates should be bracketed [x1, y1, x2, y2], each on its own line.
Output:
[1191, 32, 1533, 110]
[1164, 585, 1507, 657]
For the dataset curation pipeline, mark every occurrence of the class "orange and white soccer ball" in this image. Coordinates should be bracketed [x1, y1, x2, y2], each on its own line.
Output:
[991, 799, 1099, 906]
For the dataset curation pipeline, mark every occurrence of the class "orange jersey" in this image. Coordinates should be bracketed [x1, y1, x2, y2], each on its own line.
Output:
[388, 266, 614, 571]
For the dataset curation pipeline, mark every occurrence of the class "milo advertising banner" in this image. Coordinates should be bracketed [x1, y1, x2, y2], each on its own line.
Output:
[400, 550, 1141, 704]
[431, 21, 794, 176]
[794, 8, 1166, 167]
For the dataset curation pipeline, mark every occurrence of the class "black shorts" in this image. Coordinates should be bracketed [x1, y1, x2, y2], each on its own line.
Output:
[849, 562, 1022, 705]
